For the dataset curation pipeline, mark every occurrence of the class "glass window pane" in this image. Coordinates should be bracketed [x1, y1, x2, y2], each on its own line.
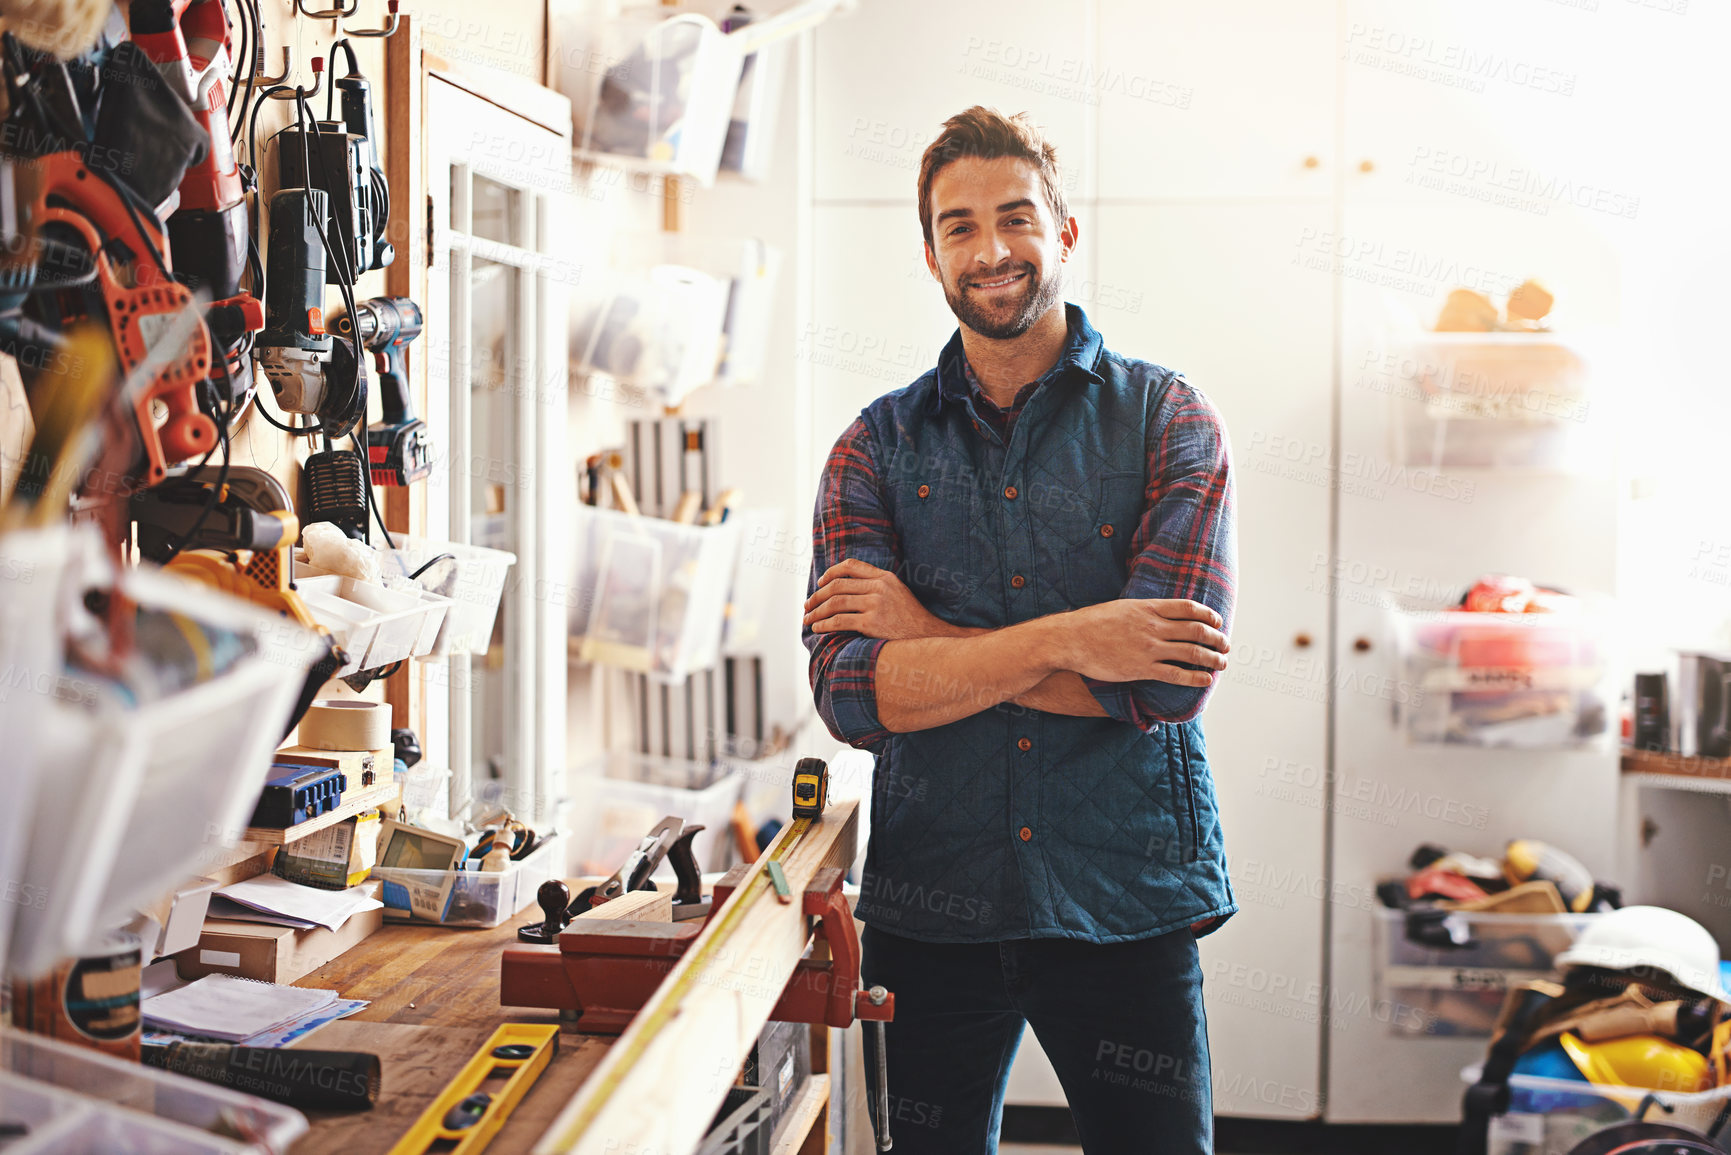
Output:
[471, 176, 519, 246]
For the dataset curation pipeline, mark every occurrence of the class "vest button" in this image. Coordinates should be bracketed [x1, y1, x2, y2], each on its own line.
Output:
[1019, 826, 1032, 842]
[1010, 574, 1026, 589]
[1100, 524, 1114, 538]
[1003, 485, 1018, 500]
[1017, 738, 1031, 752]
[917, 484, 930, 499]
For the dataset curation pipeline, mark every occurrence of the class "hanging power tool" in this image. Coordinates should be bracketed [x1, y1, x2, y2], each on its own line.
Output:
[127, 0, 266, 410]
[275, 41, 392, 286]
[332, 296, 428, 486]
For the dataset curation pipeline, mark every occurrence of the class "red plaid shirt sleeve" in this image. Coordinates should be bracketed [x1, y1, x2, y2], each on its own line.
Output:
[1084, 377, 1238, 729]
[804, 418, 897, 750]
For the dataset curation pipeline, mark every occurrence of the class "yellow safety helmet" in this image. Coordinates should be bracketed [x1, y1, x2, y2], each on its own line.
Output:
[1557, 1031, 1711, 1094]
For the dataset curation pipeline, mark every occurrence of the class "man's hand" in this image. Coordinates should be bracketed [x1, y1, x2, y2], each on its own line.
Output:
[804, 558, 963, 640]
[1059, 599, 1230, 687]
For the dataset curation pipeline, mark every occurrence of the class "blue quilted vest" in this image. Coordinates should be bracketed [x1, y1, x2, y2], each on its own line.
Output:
[851, 306, 1236, 943]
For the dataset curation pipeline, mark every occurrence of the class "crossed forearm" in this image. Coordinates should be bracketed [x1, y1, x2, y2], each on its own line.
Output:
[874, 616, 1104, 732]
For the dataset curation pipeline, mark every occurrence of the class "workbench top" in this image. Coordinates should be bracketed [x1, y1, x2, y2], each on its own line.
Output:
[286, 882, 611, 1155]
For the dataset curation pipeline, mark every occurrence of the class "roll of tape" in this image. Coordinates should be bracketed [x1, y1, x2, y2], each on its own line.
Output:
[301, 699, 391, 751]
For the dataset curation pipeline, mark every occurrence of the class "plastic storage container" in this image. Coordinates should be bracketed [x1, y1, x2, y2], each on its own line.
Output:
[375, 831, 562, 928]
[696, 1083, 774, 1155]
[386, 535, 517, 656]
[571, 506, 743, 682]
[570, 233, 780, 404]
[566, 753, 743, 880]
[1394, 609, 1614, 748]
[296, 574, 446, 672]
[1375, 907, 1596, 1037]
[723, 508, 786, 656]
[1388, 334, 1594, 472]
[0, 1027, 308, 1154]
[572, 11, 743, 186]
[8, 565, 318, 979]
[1462, 1063, 1731, 1155]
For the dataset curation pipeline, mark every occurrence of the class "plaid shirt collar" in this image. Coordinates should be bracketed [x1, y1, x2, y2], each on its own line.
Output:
[927, 302, 1107, 417]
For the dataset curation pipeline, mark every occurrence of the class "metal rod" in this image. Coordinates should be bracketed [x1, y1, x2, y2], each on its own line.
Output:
[345, 0, 399, 37]
[263, 55, 323, 100]
[254, 46, 293, 85]
[295, 0, 359, 19]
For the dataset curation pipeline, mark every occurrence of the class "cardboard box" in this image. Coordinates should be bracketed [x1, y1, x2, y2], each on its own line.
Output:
[171, 904, 384, 984]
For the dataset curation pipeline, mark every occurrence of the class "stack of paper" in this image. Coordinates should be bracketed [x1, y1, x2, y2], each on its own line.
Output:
[212, 875, 383, 932]
[144, 975, 341, 1043]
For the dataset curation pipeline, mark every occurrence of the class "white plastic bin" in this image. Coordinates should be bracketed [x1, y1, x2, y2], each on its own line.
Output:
[1375, 907, 1597, 1037]
[385, 535, 517, 656]
[1394, 609, 1614, 748]
[565, 753, 743, 881]
[375, 832, 562, 928]
[8, 566, 318, 980]
[296, 574, 438, 672]
[571, 506, 743, 682]
[571, 11, 743, 185]
[0, 1027, 308, 1154]
[1462, 1063, 1731, 1155]
[723, 507, 788, 656]
[1387, 334, 1594, 472]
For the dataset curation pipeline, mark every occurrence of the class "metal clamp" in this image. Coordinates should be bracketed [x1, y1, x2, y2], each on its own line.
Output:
[253, 45, 293, 86]
[345, 0, 400, 37]
[295, 0, 359, 19]
[263, 56, 324, 100]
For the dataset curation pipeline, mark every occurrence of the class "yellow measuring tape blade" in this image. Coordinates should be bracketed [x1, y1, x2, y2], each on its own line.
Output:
[540, 815, 815, 1151]
[388, 1023, 560, 1155]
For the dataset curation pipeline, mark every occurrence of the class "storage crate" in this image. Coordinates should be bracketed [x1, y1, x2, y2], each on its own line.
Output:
[384, 535, 517, 656]
[571, 507, 743, 682]
[1462, 1063, 1731, 1155]
[724, 508, 786, 656]
[0, 525, 84, 978]
[0, 1027, 307, 1154]
[375, 832, 562, 928]
[697, 1083, 774, 1155]
[1375, 908, 1597, 1037]
[296, 574, 447, 673]
[1394, 609, 1614, 748]
[8, 565, 319, 979]
[1388, 334, 1595, 472]
[570, 11, 743, 186]
[566, 753, 743, 881]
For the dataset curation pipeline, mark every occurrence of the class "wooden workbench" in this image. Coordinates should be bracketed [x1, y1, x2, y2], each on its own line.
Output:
[284, 884, 834, 1155]
[285, 888, 613, 1154]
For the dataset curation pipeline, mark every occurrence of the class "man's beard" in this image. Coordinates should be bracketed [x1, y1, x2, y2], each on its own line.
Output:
[941, 259, 1063, 340]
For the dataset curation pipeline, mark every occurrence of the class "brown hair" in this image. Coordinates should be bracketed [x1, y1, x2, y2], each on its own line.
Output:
[917, 106, 1068, 249]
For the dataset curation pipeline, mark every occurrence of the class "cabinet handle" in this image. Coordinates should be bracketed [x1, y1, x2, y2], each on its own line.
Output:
[1353, 636, 1373, 653]
[1303, 155, 1320, 170]
[1358, 159, 1375, 174]
[1294, 632, 1312, 648]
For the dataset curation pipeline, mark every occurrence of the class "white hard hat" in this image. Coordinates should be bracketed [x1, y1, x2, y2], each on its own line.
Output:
[1554, 905, 1728, 1004]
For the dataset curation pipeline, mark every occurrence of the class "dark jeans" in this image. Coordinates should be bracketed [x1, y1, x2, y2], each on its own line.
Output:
[860, 924, 1212, 1155]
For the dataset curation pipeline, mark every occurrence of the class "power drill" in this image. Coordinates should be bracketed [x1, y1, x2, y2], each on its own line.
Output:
[334, 297, 429, 486]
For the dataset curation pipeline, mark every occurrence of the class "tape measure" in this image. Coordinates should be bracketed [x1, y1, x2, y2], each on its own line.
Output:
[387, 1024, 559, 1155]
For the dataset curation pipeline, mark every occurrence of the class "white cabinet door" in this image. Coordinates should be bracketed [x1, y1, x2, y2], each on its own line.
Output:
[812, 0, 1098, 203]
[423, 75, 571, 824]
[1325, 3, 1626, 1119]
[1098, 0, 1338, 201]
[1092, 201, 1335, 1119]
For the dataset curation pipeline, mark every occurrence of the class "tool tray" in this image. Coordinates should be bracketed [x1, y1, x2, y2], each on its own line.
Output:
[375, 832, 563, 928]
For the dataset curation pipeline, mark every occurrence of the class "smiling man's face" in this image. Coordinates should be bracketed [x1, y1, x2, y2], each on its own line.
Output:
[924, 154, 1076, 340]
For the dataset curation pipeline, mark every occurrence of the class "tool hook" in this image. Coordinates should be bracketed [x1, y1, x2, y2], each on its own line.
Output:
[296, 0, 359, 20]
[253, 46, 294, 86]
[345, 0, 400, 37]
[264, 55, 324, 100]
